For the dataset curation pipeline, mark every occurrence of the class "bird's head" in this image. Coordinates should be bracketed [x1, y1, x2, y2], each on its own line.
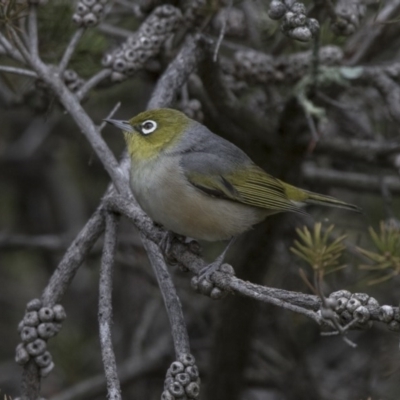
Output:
[105, 108, 191, 162]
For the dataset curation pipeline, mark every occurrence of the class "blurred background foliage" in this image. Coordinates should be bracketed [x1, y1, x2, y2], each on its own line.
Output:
[1, 1, 400, 400]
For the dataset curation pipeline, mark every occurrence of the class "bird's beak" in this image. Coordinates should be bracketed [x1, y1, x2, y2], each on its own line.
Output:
[103, 118, 135, 133]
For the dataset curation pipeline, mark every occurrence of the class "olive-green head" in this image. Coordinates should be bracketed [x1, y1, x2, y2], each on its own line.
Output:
[105, 108, 191, 162]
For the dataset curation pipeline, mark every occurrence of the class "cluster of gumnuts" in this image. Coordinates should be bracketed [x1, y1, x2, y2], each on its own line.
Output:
[328, 290, 400, 331]
[162, 354, 200, 400]
[102, 5, 182, 82]
[330, 0, 366, 36]
[15, 299, 66, 378]
[221, 45, 343, 91]
[72, 0, 108, 28]
[268, 1, 319, 42]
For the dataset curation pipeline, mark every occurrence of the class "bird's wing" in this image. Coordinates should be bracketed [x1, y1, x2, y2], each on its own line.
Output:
[180, 152, 302, 213]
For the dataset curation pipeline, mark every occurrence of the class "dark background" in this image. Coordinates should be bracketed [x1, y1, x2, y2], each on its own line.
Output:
[1, 1, 400, 399]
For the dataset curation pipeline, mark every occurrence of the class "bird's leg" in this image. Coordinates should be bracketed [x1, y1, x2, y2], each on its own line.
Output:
[197, 237, 236, 281]
[159, 231, 183, 261]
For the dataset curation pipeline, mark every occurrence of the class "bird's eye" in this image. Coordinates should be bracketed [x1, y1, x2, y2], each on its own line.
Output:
[141, 120, 157, 135]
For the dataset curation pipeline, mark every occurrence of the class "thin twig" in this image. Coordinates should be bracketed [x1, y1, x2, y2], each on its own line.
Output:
[0, 33, 24, 63]
[99, 213, 121, 400]
[59, 28, 85, 75]
[76, 69, 112, 100]
[228, 275, 322, 324]
[0, 65, 37, 77]
[19, 13, 29, 48]
[99, 102, 121, 132]
[28, 4, 39, 58]
[8, 27, 32, 64]
[213, 0, 232, 62]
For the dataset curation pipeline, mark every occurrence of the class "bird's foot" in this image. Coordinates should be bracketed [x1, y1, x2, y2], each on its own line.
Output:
[159, 232, 184, 264]
[159, 232, 200, 268]
[192, 262, 235, 299]
[196, 237, 236, 282]
[197, 259, 224, 282]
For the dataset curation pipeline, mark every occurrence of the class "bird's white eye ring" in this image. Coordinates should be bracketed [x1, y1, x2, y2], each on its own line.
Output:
[141, 120, 157, 135]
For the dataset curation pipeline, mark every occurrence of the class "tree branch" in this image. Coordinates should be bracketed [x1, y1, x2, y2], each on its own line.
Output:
[76, 69, 112, 100]
[28, 4, 39, 59]
[0, 32, 24, 63]
[99, 213, 121, 400]
[0, 65, 37, 77]
[58, 28, 85, 75]
[8, 27, 32, 64]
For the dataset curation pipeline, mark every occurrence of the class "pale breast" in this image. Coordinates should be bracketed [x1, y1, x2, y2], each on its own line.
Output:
[130, 156, 268, 241]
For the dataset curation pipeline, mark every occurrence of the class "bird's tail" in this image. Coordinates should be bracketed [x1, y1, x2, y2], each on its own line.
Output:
[302, 190, 362, 213]
[281, 182, 362, 213]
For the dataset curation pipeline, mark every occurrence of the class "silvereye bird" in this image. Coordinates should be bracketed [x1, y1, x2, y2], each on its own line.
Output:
[106, 108, 360, 276]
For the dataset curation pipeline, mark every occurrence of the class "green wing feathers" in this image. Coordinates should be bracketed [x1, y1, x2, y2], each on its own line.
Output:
[187, 164, 360, 214]
[228, 166, 302, 213]
[187, 165, 304, 214]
